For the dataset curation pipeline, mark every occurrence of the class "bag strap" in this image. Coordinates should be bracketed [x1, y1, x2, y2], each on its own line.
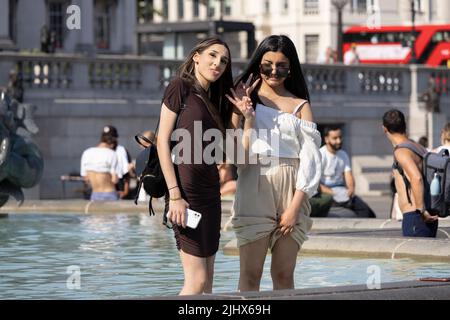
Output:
[394, 141, 427, 158]
[134, 134, 154, 148]
[162, 203, 173, 229]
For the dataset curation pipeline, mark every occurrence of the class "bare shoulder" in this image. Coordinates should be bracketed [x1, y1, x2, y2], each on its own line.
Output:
[292, 97, 313, 121]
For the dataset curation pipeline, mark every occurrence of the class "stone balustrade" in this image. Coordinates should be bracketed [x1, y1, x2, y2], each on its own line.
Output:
[1, 52, 449, 98]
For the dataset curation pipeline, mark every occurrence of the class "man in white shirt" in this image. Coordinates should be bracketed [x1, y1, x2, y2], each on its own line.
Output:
[319, 126, 376, 218]
[81, 132, 120, 201]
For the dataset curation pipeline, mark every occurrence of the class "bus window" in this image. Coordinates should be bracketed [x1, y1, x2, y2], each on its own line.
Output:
[386, 33, 396, 42]
[371, 34, 378, 44]
[444, 31, 450, 42]
[433, 32, 443, 42]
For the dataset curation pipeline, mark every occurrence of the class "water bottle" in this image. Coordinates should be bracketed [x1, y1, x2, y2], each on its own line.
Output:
[430, 172, 441, 196]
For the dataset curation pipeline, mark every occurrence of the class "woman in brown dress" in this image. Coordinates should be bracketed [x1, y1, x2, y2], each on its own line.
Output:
[157, 37, 244, 295]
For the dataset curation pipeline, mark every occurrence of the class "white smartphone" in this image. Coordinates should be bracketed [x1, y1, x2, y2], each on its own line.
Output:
[165, 209, 202, 229]
[186, 209, 202, 229]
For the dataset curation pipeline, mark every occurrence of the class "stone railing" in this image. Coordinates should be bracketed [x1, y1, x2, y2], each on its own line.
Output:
[0, 52, 449, 99]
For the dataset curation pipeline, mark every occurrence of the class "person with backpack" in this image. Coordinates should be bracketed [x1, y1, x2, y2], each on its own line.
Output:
[382, 109, 439, 237]
[157, 37, 241, 295]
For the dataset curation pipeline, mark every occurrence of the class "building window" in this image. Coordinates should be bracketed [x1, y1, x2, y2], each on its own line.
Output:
[264, 0, 270, 14]
[224, 0, 232, 16]
[304, 0, 319, 14]
[193, 0, 200, 18]
[137, 0, 154, 24]
[162, 0, 169, 20]
[414, 0, 424, 13]
[95, 0, 111, 49]
[208, 0, 215, 18]
[305, 34, 319, 63]
[351, 0, 367, 13]
[177, 0, 184, 19]
[49, 1, 65, 49]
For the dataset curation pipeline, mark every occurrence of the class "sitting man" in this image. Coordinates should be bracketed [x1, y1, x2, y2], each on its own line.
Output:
[318, 125, 376, 218]
[80, 131, 120, 201]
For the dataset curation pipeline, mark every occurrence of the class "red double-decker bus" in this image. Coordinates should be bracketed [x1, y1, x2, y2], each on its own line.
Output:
[343, 24, 450, 67]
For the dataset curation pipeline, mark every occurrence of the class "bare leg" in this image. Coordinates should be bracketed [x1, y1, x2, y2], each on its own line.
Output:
[179, 250, 208, 295]
[270, 235, 300, 290]
[238, 236, 270, 292]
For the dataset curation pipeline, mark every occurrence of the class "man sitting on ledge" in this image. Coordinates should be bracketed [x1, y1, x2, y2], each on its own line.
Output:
[314, 125, 376, 218]
[80, 130, 120, 201]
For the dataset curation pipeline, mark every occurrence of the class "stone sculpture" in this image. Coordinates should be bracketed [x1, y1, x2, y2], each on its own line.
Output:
[0, 92, 44, 207]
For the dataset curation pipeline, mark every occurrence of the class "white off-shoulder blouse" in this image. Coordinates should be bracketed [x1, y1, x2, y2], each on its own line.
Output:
[249, 102, 322, 198]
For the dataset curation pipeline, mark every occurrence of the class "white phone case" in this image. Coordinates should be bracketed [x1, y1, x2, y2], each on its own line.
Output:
[186, 209, 202, 229]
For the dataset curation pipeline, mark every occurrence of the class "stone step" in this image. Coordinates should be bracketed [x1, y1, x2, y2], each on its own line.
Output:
[355, 172, 392, 196]
[360, 166, 392, 174]
[353, 155, 393, 196]
[353, 156, 393, 172]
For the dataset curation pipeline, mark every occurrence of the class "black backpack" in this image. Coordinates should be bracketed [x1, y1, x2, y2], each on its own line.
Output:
[393, 142, 450, 217]
[133, 81, 188, 227]
[423, 148, 450, 217]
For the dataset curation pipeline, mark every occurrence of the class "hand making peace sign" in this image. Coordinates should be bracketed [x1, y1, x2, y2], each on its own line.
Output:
[225, 74, 260, 120]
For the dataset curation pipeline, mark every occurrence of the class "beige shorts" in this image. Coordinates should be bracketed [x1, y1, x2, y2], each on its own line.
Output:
[226, 157, 313, 250]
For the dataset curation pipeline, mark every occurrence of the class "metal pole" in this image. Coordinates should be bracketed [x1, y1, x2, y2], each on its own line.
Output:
[337, 7, 343, 62]
[410, 0, 418, 64]
[332, 0, 348, 63]
[219, 0, 224, 21]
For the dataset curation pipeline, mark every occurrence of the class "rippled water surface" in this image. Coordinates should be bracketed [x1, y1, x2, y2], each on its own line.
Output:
[0, 213, 449, 299]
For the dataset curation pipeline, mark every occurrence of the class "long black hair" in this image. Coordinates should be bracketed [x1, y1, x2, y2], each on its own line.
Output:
[235, 35, 310, 105]
[177, 37, 233, 133]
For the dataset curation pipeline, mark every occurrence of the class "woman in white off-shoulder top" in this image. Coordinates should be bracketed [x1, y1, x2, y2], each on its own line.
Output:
[226, 35, 322, 292]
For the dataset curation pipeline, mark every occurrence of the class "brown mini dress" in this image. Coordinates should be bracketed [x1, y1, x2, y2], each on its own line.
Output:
[162, 77, 222, 258]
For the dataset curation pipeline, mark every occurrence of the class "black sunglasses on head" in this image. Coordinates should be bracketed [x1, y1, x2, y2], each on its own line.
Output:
[259, 64, 290, 78]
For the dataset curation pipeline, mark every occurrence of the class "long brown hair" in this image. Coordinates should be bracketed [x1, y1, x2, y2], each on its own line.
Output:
[177, 37, 233, 133]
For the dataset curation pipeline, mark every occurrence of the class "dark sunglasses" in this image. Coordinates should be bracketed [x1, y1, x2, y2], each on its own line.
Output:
[259, 64, 290, 78]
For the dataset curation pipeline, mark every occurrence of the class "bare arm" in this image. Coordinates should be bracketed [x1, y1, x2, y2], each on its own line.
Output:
[242, 116, 255, 163]
[279, 190, 306, 235]
[157, 103, 189, 227]
[230, 110, 242, 129]
[320, 184, 334, 195]
[395, 149, 424, 209]
[344, 170, 355, 198]
[279, 104, 318, 234]
[299, 102, 314, 122]
[395, 148, 437, 222]
[226, 85, 257, 165]
[118, 178, 130, 199]
[111, 173, 119, 185]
